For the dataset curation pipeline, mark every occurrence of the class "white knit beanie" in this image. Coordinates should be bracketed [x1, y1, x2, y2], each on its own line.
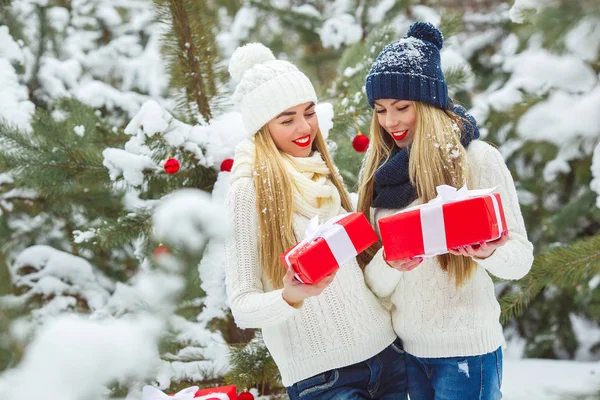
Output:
[228, 43, 318, 135]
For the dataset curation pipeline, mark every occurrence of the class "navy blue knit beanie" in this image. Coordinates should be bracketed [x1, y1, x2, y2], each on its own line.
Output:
[365, 22, 450, 110]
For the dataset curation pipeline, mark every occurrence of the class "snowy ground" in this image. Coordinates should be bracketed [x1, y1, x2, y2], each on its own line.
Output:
[504, 358, 600, 399]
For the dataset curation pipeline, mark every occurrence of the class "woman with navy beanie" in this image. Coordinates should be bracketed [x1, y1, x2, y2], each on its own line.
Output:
[357, 22, 534, 400]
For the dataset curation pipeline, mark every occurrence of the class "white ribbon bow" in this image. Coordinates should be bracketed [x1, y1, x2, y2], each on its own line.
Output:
[142, 385, 198, 400]
[284, 213, 356, 283]
[403, 185, 502, 257]
[427, 184, 496, 205]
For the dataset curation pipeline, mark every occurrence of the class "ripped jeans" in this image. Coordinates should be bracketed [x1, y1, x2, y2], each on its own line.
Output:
[405, 347, 503, 400]
[286, 337, 408, 399]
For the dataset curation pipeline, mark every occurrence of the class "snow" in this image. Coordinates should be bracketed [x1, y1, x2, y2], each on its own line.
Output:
[320, 13, 362, 50]
[453, 28, 505, 61]
[74, 80, 150, 118]
[517, 88, 600, 146]
[509, 0, 552, 23]
[316, 102, 335, 140]
[125, 100, 170, 137]
[152, 189, 228, 253]
[503, 48, 596, 95]
[566, 17, 600, 62]
[102, 147, 158, 187]
[368, 0, 395, 25]
[7, 245, 112, 312]
[0, 25, 24, 64]
[0, 315, 163, 400]
[441, 47, 473, 92]
[327, 0, 355, 16]
[38, 57, 83, 99]
[292, 4, 321, 19]
[410, 5, 441, 27]
[472, 25, 600, 182]
[74, 125, 86, 137]
[216, 7, 258, 58]
[503, 358, 600, 399]
[196, 240, 228, 323]
[0, 27, 35, 132]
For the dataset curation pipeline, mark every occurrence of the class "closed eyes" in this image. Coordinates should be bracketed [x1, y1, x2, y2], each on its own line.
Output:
[282, 112, 316, 125]
[375, 105, 409, 114]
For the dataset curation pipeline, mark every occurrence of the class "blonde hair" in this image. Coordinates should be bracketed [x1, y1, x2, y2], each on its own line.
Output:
[357, 101, 477, 287]
[253, 126, 353, 289]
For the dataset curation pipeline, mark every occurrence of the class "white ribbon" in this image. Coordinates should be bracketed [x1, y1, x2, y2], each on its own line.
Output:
[284, 213, 357, 283]
[142, 386, 231, 400]
[400, 185, 503, 257]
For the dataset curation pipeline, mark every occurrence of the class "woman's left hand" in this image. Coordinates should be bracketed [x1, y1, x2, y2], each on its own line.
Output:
[448, 231, 509, 259]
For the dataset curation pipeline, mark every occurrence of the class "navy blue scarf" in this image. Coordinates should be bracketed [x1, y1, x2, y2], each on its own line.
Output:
[372, 105, 480, 209]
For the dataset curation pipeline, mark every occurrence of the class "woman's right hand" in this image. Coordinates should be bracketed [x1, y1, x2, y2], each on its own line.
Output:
[281, 268, 336, 306]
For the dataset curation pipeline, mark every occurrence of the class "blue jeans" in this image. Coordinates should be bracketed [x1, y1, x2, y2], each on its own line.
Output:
[405, 347, 503, 400]
[286, 337, 408, 399]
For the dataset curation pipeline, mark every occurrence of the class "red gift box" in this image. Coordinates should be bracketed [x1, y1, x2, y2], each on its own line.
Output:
[144, 384, 237, 400]
[379, 185, 508, 261]
[190, 385, 237, 400]
[281, 212, 378, 284]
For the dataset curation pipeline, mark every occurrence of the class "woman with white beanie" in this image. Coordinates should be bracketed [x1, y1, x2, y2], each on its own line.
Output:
[225, 43, 408, 399]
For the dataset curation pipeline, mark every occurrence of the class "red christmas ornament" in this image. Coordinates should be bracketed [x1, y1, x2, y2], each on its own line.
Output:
[238, 391, 254, 400]
[220, 158, 234, 172]
[164, 157, 180, 174]
[352, 133, 370, 152]
[153, 244, 171, 259]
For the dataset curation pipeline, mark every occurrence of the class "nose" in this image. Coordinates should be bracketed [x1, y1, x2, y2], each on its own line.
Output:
[297, 116, 312, 135]
[385, 113, 398, 131]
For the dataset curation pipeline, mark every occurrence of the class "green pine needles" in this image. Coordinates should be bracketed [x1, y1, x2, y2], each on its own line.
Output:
[153, 0, 222, 123]
[501, 235, 600, 323]
[225, 333, 281, 395]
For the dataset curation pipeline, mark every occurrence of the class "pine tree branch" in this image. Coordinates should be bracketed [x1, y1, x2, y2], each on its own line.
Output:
[500, 235, 600, 323]
[167, 0, 212, 121]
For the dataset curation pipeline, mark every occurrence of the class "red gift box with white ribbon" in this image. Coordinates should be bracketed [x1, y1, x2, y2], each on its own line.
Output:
[143, 384, 237, 400]
[280, 212, 378, 284]
[379, 185, 508, 261]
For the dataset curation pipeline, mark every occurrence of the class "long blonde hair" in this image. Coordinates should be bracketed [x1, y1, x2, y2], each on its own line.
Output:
[253, 126, 353, 289]
[357, 101, 477, 287]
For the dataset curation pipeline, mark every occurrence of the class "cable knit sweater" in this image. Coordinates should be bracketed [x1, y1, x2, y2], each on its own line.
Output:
[364, 140, 534, 358]
[224, 143, 397, 387]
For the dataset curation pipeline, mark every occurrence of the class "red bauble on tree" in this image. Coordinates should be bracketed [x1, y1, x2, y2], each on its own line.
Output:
[220, 158, 234, 172]
[164, 157, 180, 174]
[153, 244, 171, 259]
[352, 133, 370, 152]
[238, 391, 254, 400]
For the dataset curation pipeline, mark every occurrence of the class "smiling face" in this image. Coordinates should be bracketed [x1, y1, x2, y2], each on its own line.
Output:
[266, 102, 318, 157]
[374, 99, 417, 148]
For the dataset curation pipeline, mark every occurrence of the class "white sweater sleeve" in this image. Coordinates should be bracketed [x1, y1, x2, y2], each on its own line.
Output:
[224, 177, 301, 329]
[472, 144, 534, 280]
[363, 247, 403, 298]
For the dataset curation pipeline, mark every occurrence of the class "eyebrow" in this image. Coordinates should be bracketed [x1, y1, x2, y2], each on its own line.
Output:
[374, 100, 404, 107]
[276, 102, 315, 118]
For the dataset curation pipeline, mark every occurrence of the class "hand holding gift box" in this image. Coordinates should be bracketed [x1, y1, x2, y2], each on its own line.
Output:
[142, 384, 237, 400]
[281, 212, 379, 284]
[379, 185, 508, 261]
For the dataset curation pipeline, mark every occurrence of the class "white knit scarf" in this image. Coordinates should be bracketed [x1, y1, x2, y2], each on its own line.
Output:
[230, 139, 341, 221]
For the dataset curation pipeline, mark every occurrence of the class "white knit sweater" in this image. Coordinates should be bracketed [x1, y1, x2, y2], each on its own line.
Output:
[224, 179, 397, 387]
[364, 141, 534, 358]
